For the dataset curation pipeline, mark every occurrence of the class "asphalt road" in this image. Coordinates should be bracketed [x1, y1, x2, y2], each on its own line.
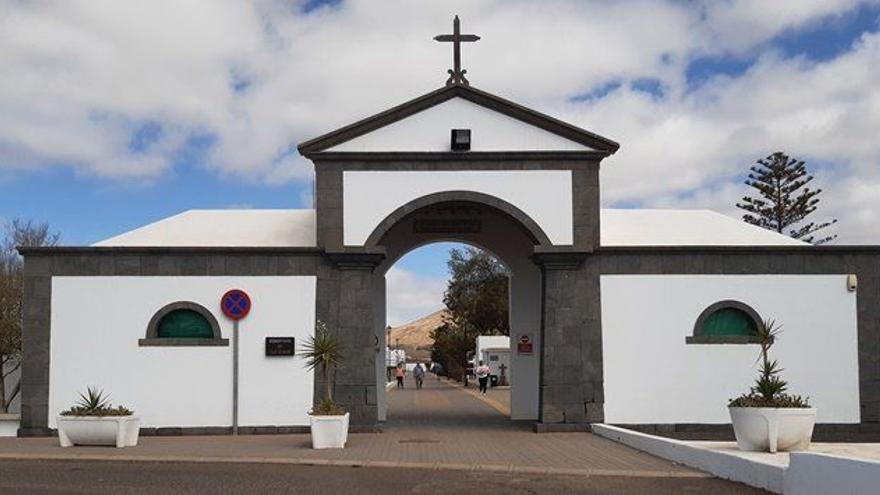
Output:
[0, 459, 768, 494]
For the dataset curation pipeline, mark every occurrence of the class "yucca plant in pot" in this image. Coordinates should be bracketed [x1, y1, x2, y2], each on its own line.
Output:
[300, 321, 349, 449]
[728, 320, 815, 453]
[57, 387, 139, 448]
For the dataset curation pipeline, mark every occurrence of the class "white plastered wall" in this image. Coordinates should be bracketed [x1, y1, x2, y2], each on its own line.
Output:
[49, 276, 315, 428]
[343, 170, 573, 246]
[327, 98, 593, 152]
[601, 275, 860, 424]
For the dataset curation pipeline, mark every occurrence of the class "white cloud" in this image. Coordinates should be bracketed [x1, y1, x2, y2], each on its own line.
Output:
[591, 30, 880, 243]
[2, 0, 880, 241]
[385, 266, 446, 327]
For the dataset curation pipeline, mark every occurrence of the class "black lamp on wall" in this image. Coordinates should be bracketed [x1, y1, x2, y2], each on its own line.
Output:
[451, 129, 471, 151]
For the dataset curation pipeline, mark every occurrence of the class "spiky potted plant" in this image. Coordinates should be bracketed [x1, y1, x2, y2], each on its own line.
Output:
[728, 320, 816, 453]
[57, 387, 139, 448]
[300, 321, 348, 449]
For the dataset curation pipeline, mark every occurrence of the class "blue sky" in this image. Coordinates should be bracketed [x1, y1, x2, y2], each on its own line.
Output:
[3, 0, 880, 324]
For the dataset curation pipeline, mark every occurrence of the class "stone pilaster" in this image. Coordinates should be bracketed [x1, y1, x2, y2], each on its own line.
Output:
[317, 251, 385, 427]
[19, 256, 52, 435]
[533, 252, 603, 427]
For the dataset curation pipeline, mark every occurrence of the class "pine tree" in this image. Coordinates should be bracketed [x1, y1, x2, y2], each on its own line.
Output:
[736, 152, 837, 245]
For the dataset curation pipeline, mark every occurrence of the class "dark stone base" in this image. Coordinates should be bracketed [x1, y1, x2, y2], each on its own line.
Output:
[616, 423, 880, 442]
[533, 422, 591, 433]
[17, 427, 55, 437]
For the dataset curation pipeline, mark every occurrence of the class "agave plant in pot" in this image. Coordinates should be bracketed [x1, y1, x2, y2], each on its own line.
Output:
[300, 321, 349, 449]
[728, 320, 815, 453]
[57, 387, 139, 448]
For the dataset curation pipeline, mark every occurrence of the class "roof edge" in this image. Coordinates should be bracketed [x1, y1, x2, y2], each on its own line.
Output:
[597, 245, 880, 254]
[297, 84, 620, 156]
[17, 246, 324, 256]
[297, 86, 457, 155]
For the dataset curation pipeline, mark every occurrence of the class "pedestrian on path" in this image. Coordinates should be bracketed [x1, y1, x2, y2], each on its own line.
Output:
[395, 364, 406, 389]
[475, 360, 491, 395]
[413, 361, 425, 389]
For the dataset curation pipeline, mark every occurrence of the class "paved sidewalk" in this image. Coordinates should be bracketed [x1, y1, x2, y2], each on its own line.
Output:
[452, 380, 511, 416]
[0, 376, 705, 478]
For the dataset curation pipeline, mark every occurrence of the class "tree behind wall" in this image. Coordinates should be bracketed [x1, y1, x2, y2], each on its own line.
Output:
[430, 247, 509, 380]
[0, 220, 59, 413]
[736, 152, 837, 245]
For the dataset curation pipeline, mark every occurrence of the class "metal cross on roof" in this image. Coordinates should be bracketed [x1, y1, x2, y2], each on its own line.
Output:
[434, 15, 480, 87]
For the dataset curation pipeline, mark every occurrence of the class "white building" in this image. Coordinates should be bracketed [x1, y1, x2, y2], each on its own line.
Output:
[475, 336, 511, 385]
[14, 19, 880, 439]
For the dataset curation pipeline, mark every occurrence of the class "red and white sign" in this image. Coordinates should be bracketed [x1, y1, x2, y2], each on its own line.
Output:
[517, 334, 533, 354]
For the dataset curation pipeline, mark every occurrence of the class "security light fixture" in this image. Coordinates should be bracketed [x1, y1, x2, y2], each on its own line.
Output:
[451, 129, 471, 151]
[847, 274, 858, 292]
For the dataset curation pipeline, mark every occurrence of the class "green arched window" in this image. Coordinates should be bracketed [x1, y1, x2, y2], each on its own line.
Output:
[157, 309, 214, 339]
[139, 301, 228, 347]
[687, 301, 763, 344]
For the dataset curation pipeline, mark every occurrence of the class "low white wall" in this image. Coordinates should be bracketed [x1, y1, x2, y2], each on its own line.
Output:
[50, 276, 315, 429]
[601, 275, 859, 424]
[0, 414, 19, 437]
[592, 424, 784, 493]
[342, 170, 573, 246]
[785, 452, 880, 495]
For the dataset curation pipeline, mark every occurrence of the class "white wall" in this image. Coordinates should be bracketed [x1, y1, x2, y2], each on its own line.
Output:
[327, 97, 593, 152]
[343, 170, 573, 246]
[50, 276, 315, 429]
[601, 275, 859, 424]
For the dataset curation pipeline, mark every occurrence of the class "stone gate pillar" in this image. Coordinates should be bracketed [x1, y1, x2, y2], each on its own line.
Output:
[534, 252, 603, 430]
[316, 252, 384, 429]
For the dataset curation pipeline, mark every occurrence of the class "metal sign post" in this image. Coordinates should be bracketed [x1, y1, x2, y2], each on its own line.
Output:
[233, 320, 239, 435]
[221, 289, 251, 436]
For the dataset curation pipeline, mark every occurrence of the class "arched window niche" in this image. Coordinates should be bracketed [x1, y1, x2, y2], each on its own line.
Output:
[686, 300, 764, 344]
[139, 301, 228, 347]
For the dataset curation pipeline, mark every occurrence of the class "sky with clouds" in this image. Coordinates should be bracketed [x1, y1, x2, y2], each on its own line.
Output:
[2, 0, 880, 324]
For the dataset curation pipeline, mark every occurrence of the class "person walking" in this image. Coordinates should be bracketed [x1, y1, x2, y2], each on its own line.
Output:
[395, 364, 406, 389]
[413, 361, 425, 390]
[475, 360, 491, 395]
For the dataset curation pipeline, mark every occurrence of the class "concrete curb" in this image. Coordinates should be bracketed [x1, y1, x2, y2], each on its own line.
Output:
[0, 452, 710, 478]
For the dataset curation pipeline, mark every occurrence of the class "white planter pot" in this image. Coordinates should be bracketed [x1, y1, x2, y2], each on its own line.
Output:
[57, 416, 140, 448]
[0, 414, 20, 438]
[729, 407, 816, 453]
[309, 412, 349, 449]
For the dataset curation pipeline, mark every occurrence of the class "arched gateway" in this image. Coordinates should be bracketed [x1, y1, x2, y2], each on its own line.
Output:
[298, 76, 620, 427]
[16, 18, 879, 438]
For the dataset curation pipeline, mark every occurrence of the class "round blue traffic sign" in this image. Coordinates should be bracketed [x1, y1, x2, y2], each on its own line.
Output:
[221, 289, 251, 321]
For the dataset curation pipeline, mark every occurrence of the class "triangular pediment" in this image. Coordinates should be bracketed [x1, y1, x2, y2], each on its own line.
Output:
[297, 85, 619, 156]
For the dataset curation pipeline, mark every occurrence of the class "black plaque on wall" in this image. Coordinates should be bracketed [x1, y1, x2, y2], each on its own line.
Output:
[265, 337, 295, 357]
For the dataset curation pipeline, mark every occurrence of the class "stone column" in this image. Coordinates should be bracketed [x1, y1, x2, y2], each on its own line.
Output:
[317, 252, 384, 429]
[19, 258, 52, 436]
[533, 252, 603, 430]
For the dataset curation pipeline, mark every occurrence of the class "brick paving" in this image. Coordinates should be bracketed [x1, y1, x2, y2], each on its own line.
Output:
[0, 376, 705, 478]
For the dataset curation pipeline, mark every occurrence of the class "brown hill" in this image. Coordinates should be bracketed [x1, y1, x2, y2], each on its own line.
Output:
[388, 309, 448, 362]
